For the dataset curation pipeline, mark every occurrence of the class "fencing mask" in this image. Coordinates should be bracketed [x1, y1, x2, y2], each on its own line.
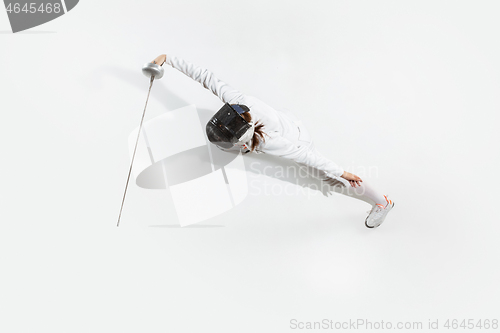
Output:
[206, 103, 254, 149]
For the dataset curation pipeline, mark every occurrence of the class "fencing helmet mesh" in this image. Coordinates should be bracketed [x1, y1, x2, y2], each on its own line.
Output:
[206, 103, 254, 149]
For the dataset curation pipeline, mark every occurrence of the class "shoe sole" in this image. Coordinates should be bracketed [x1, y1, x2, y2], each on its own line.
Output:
[365, 202, 395, 228]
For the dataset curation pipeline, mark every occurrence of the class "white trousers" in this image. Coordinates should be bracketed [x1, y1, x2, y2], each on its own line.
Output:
[294, 121, 386, 207]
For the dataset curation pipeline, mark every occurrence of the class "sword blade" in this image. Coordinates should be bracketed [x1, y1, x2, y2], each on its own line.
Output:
[117, 76, 155, 227]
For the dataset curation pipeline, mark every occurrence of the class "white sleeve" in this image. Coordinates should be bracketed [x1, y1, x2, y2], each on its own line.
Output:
[165, 54, 245, 105]
[261, 135, 345, 178]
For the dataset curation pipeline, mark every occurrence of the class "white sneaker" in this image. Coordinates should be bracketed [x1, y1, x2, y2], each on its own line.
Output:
[365, 195, 394, 228]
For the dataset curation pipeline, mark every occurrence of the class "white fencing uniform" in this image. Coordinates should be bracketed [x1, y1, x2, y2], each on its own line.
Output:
[165, 54, 346, 186]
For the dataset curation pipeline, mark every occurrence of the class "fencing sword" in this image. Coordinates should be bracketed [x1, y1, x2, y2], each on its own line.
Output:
[116, 62, 165, 227]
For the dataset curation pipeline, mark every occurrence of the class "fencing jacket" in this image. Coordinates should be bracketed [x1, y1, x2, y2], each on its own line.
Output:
[164, 54, 345, 179]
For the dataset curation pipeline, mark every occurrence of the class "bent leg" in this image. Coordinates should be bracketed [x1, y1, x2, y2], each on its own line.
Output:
[297, 160, 386, 207]
[294, 137, 387, 207]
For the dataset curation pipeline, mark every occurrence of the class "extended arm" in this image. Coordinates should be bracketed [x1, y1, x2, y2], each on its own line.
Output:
[262, 137, 363, 186]
[152, 54, 245, 105]
[262, 134, 345, 178]
[263, 136, 365, 186]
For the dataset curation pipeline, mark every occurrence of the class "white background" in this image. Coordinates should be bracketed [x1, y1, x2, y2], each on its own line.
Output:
[1, 1, 499, 332]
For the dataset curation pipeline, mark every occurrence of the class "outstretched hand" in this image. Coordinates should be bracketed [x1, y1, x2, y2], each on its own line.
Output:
[340, 171, 363, 187]
[151, 54, 166, 66]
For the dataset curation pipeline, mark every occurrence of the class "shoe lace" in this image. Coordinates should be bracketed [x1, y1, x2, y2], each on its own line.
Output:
[366, 204, 386, 220]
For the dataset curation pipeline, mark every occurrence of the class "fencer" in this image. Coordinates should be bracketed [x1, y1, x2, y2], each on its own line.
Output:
[151, 54, 394, 228]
